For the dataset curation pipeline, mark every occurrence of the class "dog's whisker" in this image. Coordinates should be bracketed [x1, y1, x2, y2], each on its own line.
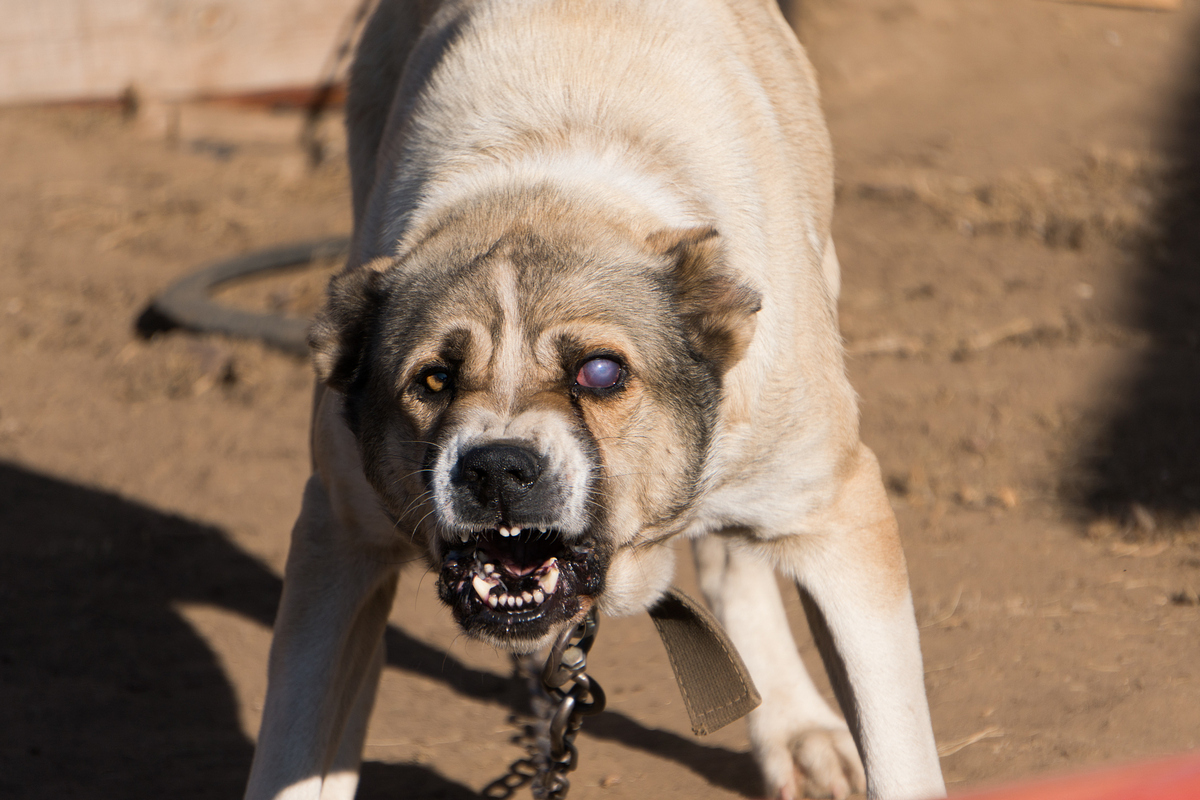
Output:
[409, 508, 441, 541]
[442, 631, 473, 673]
[414, 563, 437, 595]
[384, 449, 430, 465]
[381, 551, 430, 569]
[396, 489, 434, 519]
[632, 532, 675, 550]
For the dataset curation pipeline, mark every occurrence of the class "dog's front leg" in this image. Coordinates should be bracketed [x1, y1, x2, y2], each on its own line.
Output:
[245, 475, 399, 800]
[694, 536, 865, 800]
[769, 446, 945, 800]
[317, 634, 386, 800]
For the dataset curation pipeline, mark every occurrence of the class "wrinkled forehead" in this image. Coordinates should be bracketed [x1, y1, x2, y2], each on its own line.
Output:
[388, 238, 673, 369]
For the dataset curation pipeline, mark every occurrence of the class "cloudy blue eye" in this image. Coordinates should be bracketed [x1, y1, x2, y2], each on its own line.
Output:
[576, 357, 622, 390]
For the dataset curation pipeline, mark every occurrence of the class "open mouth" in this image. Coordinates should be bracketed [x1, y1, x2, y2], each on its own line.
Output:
[436, 527, 604, 644]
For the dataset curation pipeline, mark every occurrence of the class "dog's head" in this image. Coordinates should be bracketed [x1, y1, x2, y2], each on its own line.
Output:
[311, 194, 760, 651]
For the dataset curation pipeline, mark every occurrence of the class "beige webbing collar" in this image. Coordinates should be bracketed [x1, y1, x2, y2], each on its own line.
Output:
[647, 587, 762, 735]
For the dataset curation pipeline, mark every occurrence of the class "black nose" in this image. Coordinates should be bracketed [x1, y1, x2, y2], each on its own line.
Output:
[457, 444, 543, 508]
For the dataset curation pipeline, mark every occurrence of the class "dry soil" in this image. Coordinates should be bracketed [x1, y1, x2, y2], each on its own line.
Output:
[2, 1, 1199, 798]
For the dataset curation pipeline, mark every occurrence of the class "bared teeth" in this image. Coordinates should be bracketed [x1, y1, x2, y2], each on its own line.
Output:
[469, 554, 564, 612]
[538, 560, 560, 596]
[481, 586, 553, 611]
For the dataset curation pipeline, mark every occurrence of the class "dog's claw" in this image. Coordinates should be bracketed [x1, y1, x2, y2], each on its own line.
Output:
[775, 727, 865, 800]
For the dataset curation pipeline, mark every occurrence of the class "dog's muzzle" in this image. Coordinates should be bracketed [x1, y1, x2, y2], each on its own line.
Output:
[436, 526, 605, 646]
[434, 441, 605, 646]
[448, 441, 564, 528]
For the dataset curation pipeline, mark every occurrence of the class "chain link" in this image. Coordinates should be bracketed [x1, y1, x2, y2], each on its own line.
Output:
[482, 610, 606, 800]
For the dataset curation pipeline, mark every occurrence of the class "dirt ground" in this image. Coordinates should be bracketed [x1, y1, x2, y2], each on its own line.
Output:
[3, 0, 1200, 797]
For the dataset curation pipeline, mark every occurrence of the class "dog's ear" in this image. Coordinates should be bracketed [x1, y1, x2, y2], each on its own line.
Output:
[309, 259, 391, 393]
[648, 227, 762, 372]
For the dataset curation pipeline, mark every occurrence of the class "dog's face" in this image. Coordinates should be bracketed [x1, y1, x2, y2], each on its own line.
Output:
[312, 196, 759, 651]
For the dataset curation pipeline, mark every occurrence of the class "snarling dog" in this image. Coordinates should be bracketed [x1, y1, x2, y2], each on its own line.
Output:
[245, 0, 946, 798]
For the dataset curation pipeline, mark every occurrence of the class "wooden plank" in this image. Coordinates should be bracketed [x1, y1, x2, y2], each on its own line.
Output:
[0, 0, 364, 105]
[1043, 0, 1181, 10]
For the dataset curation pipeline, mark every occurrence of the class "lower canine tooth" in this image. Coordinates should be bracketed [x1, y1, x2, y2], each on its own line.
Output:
[472, 575, 491, 601]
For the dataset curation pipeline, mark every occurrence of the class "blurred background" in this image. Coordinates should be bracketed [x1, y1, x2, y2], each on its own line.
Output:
[1, 0, 1198, 798]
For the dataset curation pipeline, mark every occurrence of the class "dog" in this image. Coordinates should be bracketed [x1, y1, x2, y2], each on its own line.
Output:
[244, 0, 946, 798]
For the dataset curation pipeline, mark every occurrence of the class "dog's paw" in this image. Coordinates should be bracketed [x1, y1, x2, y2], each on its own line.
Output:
[762, 726, 866, 800]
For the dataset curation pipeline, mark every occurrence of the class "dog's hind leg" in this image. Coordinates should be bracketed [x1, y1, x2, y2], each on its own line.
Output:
[694, 536, 865, 800]
[245, 474, 400, 800]
[764, 445, 945, 800]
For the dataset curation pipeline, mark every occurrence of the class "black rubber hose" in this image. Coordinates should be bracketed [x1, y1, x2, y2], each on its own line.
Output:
[141, 236, 350, 358]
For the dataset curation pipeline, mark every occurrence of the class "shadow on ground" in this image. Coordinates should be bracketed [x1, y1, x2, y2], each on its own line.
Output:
[1074, 19, 1200, 529]
[0, 462, 755, 798]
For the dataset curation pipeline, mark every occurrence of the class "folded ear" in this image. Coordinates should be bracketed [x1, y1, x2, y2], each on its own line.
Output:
[308, 259, 390, 393]
[648, 227, 762, 372]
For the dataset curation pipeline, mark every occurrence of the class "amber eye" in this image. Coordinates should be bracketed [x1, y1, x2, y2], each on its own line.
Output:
[419, 368, 451, 395]
[575, 357, 622, 390]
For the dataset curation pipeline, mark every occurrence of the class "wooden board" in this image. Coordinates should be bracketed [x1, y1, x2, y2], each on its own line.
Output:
[1044, 0, 1181, 10]
[0, 0, 364, 105]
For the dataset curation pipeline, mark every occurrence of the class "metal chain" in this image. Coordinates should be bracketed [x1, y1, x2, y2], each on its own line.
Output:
[482, 610, 606, 800]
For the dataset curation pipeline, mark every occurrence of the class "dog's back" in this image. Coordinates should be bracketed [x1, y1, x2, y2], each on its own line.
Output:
[349, 0, 829, 265]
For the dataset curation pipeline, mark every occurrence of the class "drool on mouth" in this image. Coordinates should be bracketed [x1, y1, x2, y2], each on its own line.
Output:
[436, 527, 604, 642]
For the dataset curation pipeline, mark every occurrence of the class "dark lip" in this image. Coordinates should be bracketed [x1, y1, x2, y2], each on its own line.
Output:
[435, 528, 605, 643]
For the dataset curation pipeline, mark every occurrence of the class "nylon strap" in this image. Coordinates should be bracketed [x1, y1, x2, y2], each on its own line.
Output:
[647, 587, 761, 735]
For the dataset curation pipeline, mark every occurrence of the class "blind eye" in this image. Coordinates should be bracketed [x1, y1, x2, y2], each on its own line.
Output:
[576, 358, 621, 390]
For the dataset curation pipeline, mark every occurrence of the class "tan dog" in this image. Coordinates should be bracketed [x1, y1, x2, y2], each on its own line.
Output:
[244, 0, 946, 798]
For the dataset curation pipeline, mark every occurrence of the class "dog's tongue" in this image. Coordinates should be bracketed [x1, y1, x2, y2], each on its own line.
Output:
[499, 558, 537, 577]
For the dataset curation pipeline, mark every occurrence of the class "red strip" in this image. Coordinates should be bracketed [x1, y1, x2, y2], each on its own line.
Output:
[952, 751, 1200, 800]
